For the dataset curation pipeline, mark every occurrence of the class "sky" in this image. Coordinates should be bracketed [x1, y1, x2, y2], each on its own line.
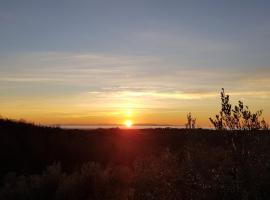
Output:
[0, 0, 270, 126]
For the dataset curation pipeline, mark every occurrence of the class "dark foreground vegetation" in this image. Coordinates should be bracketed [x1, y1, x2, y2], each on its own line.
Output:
[0, 119, 270, 200]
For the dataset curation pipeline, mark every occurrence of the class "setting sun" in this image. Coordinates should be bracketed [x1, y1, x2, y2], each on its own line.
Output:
[124, 120, 133, 128]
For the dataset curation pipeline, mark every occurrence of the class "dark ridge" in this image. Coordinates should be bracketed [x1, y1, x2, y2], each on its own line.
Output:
[0, 118, 269, 176]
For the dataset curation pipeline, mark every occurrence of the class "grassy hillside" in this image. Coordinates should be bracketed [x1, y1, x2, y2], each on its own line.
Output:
[0, 118, 270, 199]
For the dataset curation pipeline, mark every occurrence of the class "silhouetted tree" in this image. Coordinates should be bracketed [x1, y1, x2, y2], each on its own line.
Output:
[210, 88, 269, 130]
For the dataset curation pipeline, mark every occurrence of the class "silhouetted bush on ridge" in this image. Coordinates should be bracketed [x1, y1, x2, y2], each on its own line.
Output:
[210, 88, 269, 130]
[185, 112, 196, 129]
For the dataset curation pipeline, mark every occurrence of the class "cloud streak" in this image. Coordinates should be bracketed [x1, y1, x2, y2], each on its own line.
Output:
[0, 51, 269, 125]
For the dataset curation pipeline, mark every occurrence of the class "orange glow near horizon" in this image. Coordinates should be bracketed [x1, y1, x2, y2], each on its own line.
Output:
[0, 89, 269, 128]
[124, 119, 133, 128]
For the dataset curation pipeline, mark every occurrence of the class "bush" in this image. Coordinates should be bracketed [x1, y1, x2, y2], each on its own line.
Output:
[185, 113, 196, 129]
[209, 88, 269, 130]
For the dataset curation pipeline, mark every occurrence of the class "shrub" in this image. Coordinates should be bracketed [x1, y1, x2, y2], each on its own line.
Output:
[0, 163, 63, 200]
[209, 88, 268, 130]
[185, 112, 196, 129]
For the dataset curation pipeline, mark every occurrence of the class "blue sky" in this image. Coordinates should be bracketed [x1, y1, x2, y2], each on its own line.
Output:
[1, 0, 270, 57]
[0, 0, 270, 125]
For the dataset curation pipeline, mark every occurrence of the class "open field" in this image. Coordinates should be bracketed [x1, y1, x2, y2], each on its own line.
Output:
[0, 119, 270, 199]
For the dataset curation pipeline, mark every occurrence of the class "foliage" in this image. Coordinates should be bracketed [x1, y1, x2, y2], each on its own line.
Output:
[0, 112, 270, 199]
[210, 88, 269, 130]
[185, 112, 196, 129]
[1, 140, 270, 200]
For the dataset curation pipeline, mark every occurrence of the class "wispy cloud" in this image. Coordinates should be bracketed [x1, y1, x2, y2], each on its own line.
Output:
[1, 52, 269, 93]
[0, 51, 269, 125]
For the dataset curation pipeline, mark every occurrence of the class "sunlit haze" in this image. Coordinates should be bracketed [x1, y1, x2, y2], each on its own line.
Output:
[0, 1, 269, 127]
[124, 120, 133, 128]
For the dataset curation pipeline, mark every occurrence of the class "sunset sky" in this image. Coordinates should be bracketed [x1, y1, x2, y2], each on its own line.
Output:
[0, 1, 270, 126]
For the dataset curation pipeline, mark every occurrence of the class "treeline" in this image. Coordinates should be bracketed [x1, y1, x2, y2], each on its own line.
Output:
[0, 119, 270, 199]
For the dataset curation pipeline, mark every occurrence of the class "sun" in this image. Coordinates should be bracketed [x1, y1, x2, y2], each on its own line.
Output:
[124, 120, 133, 128]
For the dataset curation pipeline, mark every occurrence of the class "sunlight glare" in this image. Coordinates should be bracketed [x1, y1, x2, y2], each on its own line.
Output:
[124, 119, 133, 128]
